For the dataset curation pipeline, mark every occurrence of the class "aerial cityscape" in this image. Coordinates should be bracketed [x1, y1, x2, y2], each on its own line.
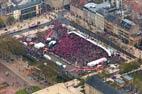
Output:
[0, 0, 142, 94]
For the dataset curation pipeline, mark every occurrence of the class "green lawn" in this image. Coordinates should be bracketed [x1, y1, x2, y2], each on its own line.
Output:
[97, 70, 111, 79]
[119, 59, 141, 74]
[120, 59, 142, 93]
[16, 89, 28, 94]
[16, 86, 41, 94]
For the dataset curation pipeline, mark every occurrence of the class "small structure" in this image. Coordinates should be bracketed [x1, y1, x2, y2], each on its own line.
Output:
[122, 75, 133, 83]
[115, 78, 125, 87]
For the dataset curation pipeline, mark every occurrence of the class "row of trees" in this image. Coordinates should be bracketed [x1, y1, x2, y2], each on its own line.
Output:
[0, 15, 16, 28]
[0, 35, 26, 60]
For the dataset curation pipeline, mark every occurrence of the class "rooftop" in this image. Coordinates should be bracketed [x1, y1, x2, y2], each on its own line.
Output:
[83, 2, 111, 13]
[120, 19, 136, 30]
[105, 14, 117, 23]
[122, 75, 133, 81]
[32, 83, 77, 94]
[86, 76, 121, 94]
[14, 0, 42, 10]
[115, 79, 125, 84]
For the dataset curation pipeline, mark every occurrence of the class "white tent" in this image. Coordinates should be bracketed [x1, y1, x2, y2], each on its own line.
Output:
[44, 54, 51, 60]
[34, 42, 45, 49]
[87, 57, 107, 67]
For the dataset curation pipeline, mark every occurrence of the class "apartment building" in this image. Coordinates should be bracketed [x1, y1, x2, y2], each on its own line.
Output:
[105, 14, 141, 45]
[0, 0, 14, 16]
[0, 0, 43, 20]
[70, 1, 109, 30]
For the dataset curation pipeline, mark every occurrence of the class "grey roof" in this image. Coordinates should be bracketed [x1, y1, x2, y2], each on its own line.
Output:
[120, 19, 135, 30]
[86, 76, 121, 94]
[105, 14, 117, 23]
[14, 0, 42, 10]
[84, 2, 110, 13]
[122, 75, 133, 81]
[115, 79, 125, 84]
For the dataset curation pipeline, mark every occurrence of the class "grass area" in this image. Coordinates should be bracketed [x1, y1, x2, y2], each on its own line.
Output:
[119, 59, 142, 93]
[119, 59, 141, 74]
[97, 71, 111, 78]
[16, 89, 28, 94]
[16, 86, 41, 94]
[131, 72, 142, 93]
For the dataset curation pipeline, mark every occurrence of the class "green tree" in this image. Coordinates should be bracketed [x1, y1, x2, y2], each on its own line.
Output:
[0, 17, 5, 28]
[0, 35, 26, 60]
[6, 15, 16, 25]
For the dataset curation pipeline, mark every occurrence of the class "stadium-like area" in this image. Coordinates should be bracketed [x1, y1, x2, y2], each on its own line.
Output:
[16, 20, 114, 72]
[49, 30, 110, 67]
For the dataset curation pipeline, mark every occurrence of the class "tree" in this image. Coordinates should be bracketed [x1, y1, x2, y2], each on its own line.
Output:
[6, 15, 16, 25]
[0, 17, 5, 28]
[0, 35, 26, 60]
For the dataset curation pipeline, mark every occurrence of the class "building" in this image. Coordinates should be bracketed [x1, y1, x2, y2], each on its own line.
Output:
[70, 1, 110, 30]
[0, 0, 14, 16]
[32, 83, 77, 94]
[0, 0, 43, 20]
[85, 76, 121, 94]
[13, 0, 43, 20]
[83, 2, 111, 30]
[114, 78, 125, 87]
[122, 75, 133, 84]
[105, 14, 141, 45]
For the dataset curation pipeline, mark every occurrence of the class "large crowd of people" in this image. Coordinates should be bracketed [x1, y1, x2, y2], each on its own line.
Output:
[19, 22, 109, 67]
[49, 32, 109, 66]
